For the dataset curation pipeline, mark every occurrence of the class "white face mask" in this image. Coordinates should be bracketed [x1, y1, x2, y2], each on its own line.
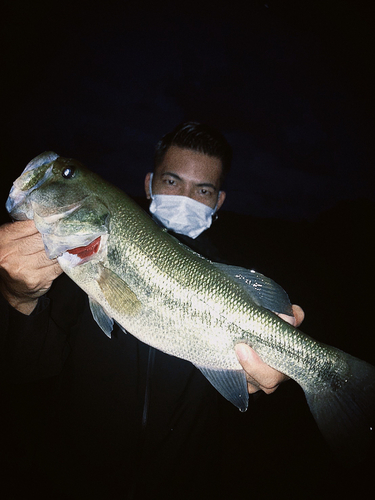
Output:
[148, 174, 218, 239]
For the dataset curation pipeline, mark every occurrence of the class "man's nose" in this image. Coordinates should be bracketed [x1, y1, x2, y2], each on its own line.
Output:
[180, 184, 194, 199]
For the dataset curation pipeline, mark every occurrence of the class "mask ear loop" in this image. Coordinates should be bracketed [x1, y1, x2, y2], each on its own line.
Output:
[212, 191, 221, 221]
[149, 173, 154, 199]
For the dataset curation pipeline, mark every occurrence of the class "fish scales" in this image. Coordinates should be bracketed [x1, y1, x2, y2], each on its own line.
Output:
[61, 187, 362, 391]
[108, 205, 290, 371]
[101, 195, 257, 364]
[5, 152, 375, 461]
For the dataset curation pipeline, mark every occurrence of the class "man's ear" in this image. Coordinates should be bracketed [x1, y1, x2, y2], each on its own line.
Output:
[144, 172, 152, 199]
[216, 190, 226, 211]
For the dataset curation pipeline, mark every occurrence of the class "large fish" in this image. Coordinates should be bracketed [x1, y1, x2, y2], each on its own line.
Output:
[6, 152, 375, 460]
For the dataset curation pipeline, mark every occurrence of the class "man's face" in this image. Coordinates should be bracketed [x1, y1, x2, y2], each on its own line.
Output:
[145, 145, 226, 210]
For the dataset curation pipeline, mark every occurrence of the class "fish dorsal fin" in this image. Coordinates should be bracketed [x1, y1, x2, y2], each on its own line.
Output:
[96, 263, 142, 316]
[196, 365, 249, 411]
[89, 297, 114, 338]
[213, 263, 293, 316]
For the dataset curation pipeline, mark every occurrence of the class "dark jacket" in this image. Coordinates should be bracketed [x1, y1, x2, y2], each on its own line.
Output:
[0, 226, 354, 499]
[0, 231, 225, 499]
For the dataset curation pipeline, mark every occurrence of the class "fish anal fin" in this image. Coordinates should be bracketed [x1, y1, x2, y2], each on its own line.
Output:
[196, 365, 249, 411]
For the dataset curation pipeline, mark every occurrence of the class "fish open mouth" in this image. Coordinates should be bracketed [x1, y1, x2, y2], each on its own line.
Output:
[66, 236, 102, 260]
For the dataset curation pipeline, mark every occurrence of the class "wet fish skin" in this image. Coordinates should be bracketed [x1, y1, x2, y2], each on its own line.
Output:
[6, 152, 375, 461]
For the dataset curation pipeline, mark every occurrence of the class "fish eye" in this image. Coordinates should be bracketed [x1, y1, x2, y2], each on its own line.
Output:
[62, 166, 75, 179]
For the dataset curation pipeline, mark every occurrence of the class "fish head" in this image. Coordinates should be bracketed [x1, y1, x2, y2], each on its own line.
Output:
[6, 152, 110, 262]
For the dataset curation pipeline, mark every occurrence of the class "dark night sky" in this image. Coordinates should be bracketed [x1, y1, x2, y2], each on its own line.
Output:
[2, 0, 374, 221]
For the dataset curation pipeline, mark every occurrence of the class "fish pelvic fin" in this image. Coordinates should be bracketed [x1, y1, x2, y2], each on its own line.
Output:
[89, 297, 114, 338]
[196, 365, 249, 411]
[304, 352, 375, 463]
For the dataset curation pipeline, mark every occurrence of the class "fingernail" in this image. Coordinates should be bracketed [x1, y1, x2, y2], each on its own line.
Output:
[235, 344, 248, 362]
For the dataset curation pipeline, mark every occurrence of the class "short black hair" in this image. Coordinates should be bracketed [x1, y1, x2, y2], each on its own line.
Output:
[154, 122, 232, 186]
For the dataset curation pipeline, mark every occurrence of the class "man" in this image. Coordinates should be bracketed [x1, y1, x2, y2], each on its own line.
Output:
[0, 122, 304, 498]
[144, 122, 304, 393]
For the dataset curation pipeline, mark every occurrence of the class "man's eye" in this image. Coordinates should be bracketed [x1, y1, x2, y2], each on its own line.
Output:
[199, 189, 211, 196]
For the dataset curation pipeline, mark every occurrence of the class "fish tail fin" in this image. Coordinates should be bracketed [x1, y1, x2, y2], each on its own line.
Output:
[304, 353, 375, 462]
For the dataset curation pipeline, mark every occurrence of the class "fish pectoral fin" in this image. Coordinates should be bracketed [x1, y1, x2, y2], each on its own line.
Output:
[97, 263, 142, 316]
[213, 263, 293, 316]
[89, 297, 114, 338]
[196, 365, 249, 412]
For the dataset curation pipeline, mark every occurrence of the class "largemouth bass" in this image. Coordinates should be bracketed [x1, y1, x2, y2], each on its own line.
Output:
[6, 152, 375, 460]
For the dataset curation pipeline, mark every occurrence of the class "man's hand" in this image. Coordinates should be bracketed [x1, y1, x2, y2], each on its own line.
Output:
[0, 220, 62, 315]
[235, 304, 305, 394]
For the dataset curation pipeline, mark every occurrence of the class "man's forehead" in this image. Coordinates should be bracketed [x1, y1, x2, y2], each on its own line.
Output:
[155, 146, 223, 186]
